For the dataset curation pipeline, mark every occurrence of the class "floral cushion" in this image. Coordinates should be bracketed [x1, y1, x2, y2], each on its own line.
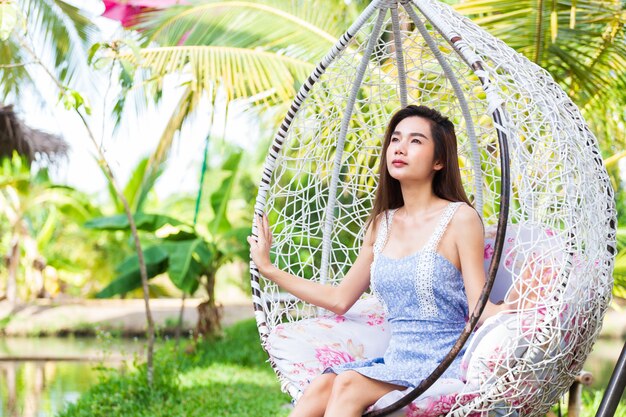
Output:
[483, 223, 563, 304]
[462, 223, 565, 408]
[266, 296, 481, 415]
[265, 295, 390, 392]
[368, 379, 481, 417]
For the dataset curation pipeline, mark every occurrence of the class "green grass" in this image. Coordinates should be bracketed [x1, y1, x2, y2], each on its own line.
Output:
[57, 319, 291, 417]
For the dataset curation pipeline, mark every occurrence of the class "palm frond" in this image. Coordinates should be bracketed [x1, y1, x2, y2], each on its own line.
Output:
[123, 45, 315, 105]
[0, 40, 34, 100]
[1, 0, 99, 103]
[136, 0, 349, 63]
[454, 0, 626, 108]
[141, 85, 198, 205]
[30, 0, 97, 85]
[0, 104, 69, 164]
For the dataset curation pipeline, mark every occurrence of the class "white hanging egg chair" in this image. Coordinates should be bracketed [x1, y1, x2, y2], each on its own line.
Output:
[249, 0, 617, 416]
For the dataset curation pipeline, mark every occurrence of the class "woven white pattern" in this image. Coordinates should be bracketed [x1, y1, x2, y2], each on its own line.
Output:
[251, 0, 617, 415]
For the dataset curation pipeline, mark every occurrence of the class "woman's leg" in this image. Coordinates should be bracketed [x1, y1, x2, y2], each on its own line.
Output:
[324, 370, 405, 417]
[289, 373, 336, 417]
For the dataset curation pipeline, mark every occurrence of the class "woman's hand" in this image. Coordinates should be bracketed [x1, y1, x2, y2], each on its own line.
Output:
[247, 213, 274, 275]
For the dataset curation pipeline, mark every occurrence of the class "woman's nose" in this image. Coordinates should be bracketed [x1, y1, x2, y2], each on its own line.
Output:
[394, 142, 406, 155]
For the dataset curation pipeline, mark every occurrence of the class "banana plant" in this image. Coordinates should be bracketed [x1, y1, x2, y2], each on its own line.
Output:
[85, 149, 250, 335]
[0, 153, 98, 301]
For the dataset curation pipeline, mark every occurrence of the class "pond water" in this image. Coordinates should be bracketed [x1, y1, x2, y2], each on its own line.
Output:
[0, 337, 146, 417]
[0, 336, 624, 417]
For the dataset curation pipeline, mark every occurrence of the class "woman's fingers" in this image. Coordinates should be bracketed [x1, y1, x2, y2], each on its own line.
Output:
[254, 214, 265, 242]
[250, 212, 274, 249]
[263, 213, 272, 243]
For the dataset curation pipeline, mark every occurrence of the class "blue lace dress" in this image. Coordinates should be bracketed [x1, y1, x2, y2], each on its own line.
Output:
[324, 202, 470, 388]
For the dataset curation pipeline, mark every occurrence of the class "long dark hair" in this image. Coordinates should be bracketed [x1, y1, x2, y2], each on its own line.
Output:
[367, 105, 472, 232]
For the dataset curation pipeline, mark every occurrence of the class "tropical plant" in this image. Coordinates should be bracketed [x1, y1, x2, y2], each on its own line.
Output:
[0, 0, 98, 104]
[86, 149, 251, 335]
[90, 0, 364, 189]
[0, 153, 101, 301]
[452, 1, 626, 174]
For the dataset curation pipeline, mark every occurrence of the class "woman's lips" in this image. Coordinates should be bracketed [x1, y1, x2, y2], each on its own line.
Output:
[391, 160, 407, 167]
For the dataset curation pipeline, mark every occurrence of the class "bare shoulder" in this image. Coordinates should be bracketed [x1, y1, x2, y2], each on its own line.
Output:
[450, 203, 483, 238]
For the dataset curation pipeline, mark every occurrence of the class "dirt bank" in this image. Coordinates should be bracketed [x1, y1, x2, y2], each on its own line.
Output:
[0, 298, 254, 337]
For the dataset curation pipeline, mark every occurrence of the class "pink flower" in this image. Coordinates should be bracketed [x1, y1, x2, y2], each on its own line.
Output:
[367, 313, 384, 326]
[333, 315, 346, 323]
[102, 0, 186, 28]
[314, 346, 354, 368]
[484, 244, 494, 260]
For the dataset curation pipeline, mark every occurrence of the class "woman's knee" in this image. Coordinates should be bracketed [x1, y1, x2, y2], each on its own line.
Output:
[330, 371, 362, 399]
[303, 372, 335, 397]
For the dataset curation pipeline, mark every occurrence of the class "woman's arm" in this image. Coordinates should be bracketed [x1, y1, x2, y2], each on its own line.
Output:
[454, 206, 512, 323]
[248, 213, 375, 315]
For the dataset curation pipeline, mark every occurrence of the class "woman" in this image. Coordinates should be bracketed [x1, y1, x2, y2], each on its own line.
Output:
[248, 105, 509, 417]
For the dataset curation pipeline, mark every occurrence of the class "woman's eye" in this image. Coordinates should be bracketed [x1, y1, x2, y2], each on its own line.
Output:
[391, 137, 399, 142]
[412, 139, 421, 144]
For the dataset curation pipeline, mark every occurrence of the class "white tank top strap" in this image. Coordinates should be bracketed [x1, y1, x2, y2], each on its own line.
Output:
[423, 201, 463, 252]
[373, 208, 398, 255]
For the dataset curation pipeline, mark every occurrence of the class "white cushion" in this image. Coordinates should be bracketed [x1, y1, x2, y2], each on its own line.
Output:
[265, 296, 390, 391]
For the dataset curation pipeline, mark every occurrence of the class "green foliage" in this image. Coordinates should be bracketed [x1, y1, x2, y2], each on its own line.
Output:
[59, 88, 91, 114]
[551, 389, 626, 417]
[88, 148, 251, 299]
[613, 227, 626, 298]
[56, 319, 291, 417]
[85, 212, 191, 235]
[1, 0, 98, 103]
[209, 151, 242, 236]
[96, 156, 166, 215]
[0, 153, 113, 299]
[0, 1, 21, 41]
[95, 246, 169, 298]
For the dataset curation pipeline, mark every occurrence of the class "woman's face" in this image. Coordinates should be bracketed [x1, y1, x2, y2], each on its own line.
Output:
[385, 116, 443, 183]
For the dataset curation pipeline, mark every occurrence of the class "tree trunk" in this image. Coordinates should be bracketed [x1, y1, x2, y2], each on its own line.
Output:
[6, 238, 19, 303]
[196, 272, 223, 337]
[33, 256, 47, 298]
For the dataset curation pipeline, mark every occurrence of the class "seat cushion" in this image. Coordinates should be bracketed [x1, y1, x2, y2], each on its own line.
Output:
[265, 295, 390, 391]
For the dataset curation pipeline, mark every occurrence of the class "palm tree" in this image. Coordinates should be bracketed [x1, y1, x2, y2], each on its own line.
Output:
[452, 0, 626, 155]
[0, 0, 99, 104]
[99, 0, 362, 181]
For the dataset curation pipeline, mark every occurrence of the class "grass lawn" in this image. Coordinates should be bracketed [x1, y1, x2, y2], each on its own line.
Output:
[57, 319, 291, 417]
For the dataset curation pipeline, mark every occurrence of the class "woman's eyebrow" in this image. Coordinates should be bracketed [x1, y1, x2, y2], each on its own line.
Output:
[392, 131, 430, 140]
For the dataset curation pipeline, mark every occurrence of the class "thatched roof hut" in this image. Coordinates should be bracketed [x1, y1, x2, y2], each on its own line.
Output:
[0, 104, 69, 164]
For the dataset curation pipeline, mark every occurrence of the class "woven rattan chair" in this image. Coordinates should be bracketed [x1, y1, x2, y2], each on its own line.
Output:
[249, 1, 617, 415]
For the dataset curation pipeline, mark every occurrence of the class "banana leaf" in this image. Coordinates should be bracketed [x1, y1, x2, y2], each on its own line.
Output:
[161, 238, 213, 294]
[85, 212, 195, 239]
[95, 246, 169, 298]
[209, 150, 243, 236]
